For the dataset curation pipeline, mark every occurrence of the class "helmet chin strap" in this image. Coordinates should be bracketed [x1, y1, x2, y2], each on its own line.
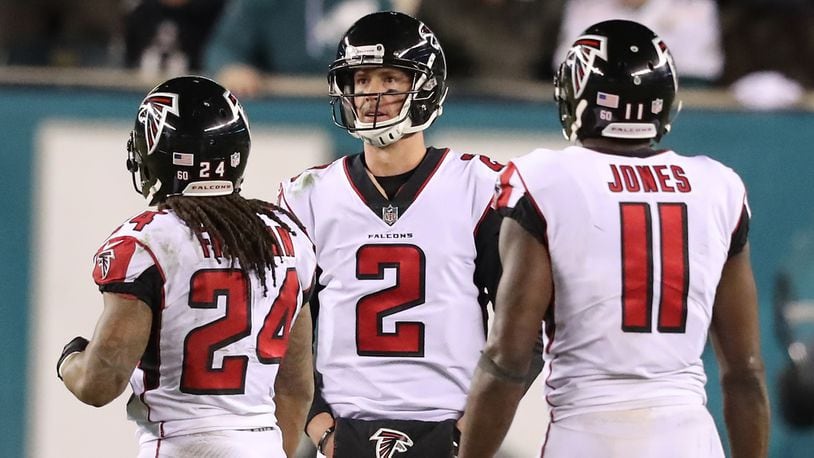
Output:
[569, 99, 589, 143]
[356, 117, 411, 147]
[146, 179, 163, 206]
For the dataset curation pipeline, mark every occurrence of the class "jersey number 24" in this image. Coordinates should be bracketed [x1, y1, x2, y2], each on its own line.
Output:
[180, 268, 300, 394]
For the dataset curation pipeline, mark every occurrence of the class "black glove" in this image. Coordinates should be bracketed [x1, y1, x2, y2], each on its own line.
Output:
[57, 336, 89, 381]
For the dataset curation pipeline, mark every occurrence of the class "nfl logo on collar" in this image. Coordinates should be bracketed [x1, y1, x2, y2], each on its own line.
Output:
[382, 204, 398, 226]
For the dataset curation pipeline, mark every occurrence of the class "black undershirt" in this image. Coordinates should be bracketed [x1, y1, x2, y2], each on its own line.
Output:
[359, 154, 418, 200]
[373, 169, 417, 200]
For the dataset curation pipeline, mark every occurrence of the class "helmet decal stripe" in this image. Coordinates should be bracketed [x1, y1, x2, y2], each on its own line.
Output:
[652, 37, 678, 90]
[204, 90, 248, 132]
[137, 92, 180, 155]
[568, 34, 608, 99]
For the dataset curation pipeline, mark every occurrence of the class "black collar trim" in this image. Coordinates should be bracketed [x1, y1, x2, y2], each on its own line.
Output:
[342, 147, 449, 225]
[586, 146, 670, 158]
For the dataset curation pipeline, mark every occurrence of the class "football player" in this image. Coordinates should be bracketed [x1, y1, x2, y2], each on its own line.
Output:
[57, 76, 317, 457]
[277, 11, 539, 458]
[459, 19, 770, 458]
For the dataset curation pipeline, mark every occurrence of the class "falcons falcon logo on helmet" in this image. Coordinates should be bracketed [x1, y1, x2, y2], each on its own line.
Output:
[369, 428, 414, 458]
[652, 37, 678, 90]
[567, 34, 608, 98]
[137, 92, 180, 155]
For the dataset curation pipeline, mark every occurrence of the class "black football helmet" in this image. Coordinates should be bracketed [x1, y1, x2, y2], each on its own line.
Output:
[126, 76, 251, 205]
[554, 19, 678, 143]
[328, 11, 448, 147]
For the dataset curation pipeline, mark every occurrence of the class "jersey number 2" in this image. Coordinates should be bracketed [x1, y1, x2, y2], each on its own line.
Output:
[180, 268, 299, 394]
[356, 244, 426, 357]
[620, 202, 689, 333]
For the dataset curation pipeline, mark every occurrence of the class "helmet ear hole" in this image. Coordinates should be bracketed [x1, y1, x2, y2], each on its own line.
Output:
[126, 158, 138, 172]
[126, 131, 139, 172]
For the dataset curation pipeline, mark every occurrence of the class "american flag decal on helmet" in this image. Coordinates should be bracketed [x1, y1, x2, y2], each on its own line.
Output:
[568, 34, 608, 98]
[137, 92, 180, 155]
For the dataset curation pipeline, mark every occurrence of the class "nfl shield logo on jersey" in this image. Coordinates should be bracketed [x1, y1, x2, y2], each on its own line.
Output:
[382, 204, 399, 226]
[369, 428, 413, 458]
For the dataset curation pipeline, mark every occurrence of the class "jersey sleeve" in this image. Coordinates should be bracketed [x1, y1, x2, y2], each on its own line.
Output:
[493, 161, 548, 245]
[474, 207, 502, 306]
[492, 162, 525, 213]
[277, 170, 320, 237]
[91, 235, 163, 311]
[290, 217, 317, 304]
[718, 161, 751, 258]
[466, 153, 505, 306]
[728, 199, 750, 257]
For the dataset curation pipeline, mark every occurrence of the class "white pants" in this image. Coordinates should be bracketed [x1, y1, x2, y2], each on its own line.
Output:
[137, 428, 285, 458]
[540, 405, 724, 458]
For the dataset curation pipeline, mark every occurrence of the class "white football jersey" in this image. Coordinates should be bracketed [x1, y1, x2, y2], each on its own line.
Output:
[91, 207, 316, 441]
[279, 148, 502, 421]
[495, 146, 749, 421]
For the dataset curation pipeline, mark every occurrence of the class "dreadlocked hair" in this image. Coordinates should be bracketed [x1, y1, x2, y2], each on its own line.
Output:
[159, 193, 303, 295]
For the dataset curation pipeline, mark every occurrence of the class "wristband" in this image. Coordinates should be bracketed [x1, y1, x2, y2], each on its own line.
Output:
[317, 425, 335, 455]
[477, 351, 527, 384]
[57, 336, 89, 381]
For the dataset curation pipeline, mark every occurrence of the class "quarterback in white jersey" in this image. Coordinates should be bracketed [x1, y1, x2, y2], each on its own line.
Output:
[58, 76, 316, 458]
[281, 12, 539, 458]
[461, 20, 769, 458]
[280, 147, 500, 419]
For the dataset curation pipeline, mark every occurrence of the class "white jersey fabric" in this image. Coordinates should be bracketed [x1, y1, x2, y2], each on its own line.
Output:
[495, 145, 748, 422]
[91, 207, 316, 444]
[542, 404, 724, 458]
[279, 148, 502, 421]
[135, 428, 285, 458]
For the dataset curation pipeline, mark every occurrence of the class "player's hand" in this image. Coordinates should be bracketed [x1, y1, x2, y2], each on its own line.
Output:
[453, 420, 462, 457]
[316, 423, 335, 458]
[57, 336, 89, 380]
[321, 433, 335, 458]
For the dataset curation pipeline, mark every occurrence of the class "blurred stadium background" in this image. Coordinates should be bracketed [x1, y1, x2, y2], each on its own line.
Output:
[1, 0, 814, 457]
[2, 69, 813, 458]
